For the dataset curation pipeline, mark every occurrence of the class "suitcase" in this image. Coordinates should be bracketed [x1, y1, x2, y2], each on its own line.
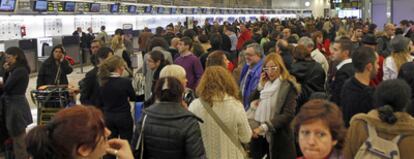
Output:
[134, 102, 144, 123]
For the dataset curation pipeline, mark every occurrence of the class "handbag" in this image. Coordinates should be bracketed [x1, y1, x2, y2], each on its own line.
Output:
[134, 115, 147, 159]
[132, 70, 145, 96]
[246, 100, 260, 129]
[200, 100, 248, 158]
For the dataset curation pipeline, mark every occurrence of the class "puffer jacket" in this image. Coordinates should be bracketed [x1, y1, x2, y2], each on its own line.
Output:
[290, 60, 326, 110]
[132, 102, 206, 159]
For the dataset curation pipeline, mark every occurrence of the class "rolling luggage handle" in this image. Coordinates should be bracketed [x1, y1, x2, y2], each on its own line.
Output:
[134, 115, 147, 159]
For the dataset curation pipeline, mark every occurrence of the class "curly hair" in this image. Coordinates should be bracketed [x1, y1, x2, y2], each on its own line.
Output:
[196, 66, 239, 105]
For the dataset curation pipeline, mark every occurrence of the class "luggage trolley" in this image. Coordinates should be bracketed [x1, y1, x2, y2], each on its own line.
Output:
[31, 86, 70, 125]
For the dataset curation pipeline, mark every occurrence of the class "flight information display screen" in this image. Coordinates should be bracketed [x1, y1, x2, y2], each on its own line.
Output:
[34, 0, 48, 12]
[0, 0, 16, 11]
[64, 2, 75, 12]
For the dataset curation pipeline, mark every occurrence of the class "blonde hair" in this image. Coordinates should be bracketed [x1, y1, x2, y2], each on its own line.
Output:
[264, 53, 301, 93]
[196, 66, 240, 105]
[391, 50, 412, 72]
[159, 64, 187, 82]
[336, 27, 349, 39]
[110, 35, 124, 51]
[98, 55, 125, 86]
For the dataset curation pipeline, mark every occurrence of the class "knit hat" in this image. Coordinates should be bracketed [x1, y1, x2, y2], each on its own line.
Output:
[391, 35, 410, 52]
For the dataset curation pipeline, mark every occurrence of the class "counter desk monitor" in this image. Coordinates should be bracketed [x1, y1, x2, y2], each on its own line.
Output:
[128, 5, 136, 13]
[192, 8, 198, 14]
[156, 7, 164, 14]
[170, 7, 176, 14]
[64, 2, 75, 12]
[110, 3, 119, 13]
[201, 8, 207, 14]
[144, 6, 152, 14]
[89, 3, 100, 12]
[0, 0, 16, 12]
[34, 0, 48, 12]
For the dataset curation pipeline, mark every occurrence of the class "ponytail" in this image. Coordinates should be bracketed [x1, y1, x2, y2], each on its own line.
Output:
[26, 126, 57, 159]
[378, 105, 398, 124]
[98, 61, 111, 86]
[98, 56, 125, 86]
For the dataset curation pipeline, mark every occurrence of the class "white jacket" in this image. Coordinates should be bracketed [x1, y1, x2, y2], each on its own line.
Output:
[189, 95, 252, 159]
[383, 55, 414, 80]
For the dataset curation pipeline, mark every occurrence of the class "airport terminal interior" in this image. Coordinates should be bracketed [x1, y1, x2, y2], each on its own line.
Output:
[1, 0, 414, 158]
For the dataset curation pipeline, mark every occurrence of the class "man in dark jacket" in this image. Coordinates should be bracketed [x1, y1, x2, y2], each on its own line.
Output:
[401, 20, 414, 38]
[218, 25, 232, 52]
[376, 23, 395, 58]
[79, 42, 107, 106]
[85, 27, 95, 49]
[163, 25, 176, 45]
[340, 46, 378, 127]
[275, 39, 294, 70]
[200, 33, 223, 69]
[290, 45, 326, 110]
[329, 37, 355, 105]
[72, 27, 87, 48]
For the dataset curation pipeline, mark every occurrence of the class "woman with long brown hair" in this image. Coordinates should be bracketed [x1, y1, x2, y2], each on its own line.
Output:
[1, 47, 32, 158]
[189, 66, 252, 159]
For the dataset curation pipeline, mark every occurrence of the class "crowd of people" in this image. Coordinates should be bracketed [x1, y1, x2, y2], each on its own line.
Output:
[1, 16, 414, 159]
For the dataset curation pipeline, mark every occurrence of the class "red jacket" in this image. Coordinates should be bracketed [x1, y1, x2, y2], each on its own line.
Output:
[317, 39, 331, 57]
[370, 55, 384, 87]
[236, 30, 252, 51]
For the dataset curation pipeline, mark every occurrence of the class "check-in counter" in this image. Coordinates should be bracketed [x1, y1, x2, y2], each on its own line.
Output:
[18, 39, 38, 73]
[62, 36, 81, 64]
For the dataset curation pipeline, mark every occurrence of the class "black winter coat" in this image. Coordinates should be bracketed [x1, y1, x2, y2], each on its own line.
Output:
[132, 102, 206, 159]
[290, 60, 326, 110]
[37, 58, 73, 88]
[340, 77, 375, 127]
[0, 66, 32, 137]
[280, 49, 293, 71]
[79, 67, 100, 106]
[329, 63, 354, 105]
[221, 33, 232, 52]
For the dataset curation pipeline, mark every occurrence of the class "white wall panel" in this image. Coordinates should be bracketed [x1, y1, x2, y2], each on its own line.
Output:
[0, 14, 296, 41]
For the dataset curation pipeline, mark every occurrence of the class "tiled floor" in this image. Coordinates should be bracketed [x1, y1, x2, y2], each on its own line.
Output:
[26, 65, 93, 129]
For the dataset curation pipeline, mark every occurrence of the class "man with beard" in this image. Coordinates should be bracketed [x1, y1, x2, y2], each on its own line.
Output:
[239, 43, 263, 110]
[340, 46, 379, 127]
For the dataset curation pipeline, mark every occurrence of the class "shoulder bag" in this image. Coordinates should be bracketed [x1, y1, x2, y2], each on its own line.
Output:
[200, 100, 248, 158]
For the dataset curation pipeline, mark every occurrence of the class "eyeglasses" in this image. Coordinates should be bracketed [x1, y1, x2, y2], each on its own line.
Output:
[262, 66, 278, 72]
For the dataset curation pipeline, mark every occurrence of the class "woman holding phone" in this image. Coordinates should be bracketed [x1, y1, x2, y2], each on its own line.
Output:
[37, 44, 73, 88]
[1, 47, 33, 158]
[248, 53, 301, 159]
